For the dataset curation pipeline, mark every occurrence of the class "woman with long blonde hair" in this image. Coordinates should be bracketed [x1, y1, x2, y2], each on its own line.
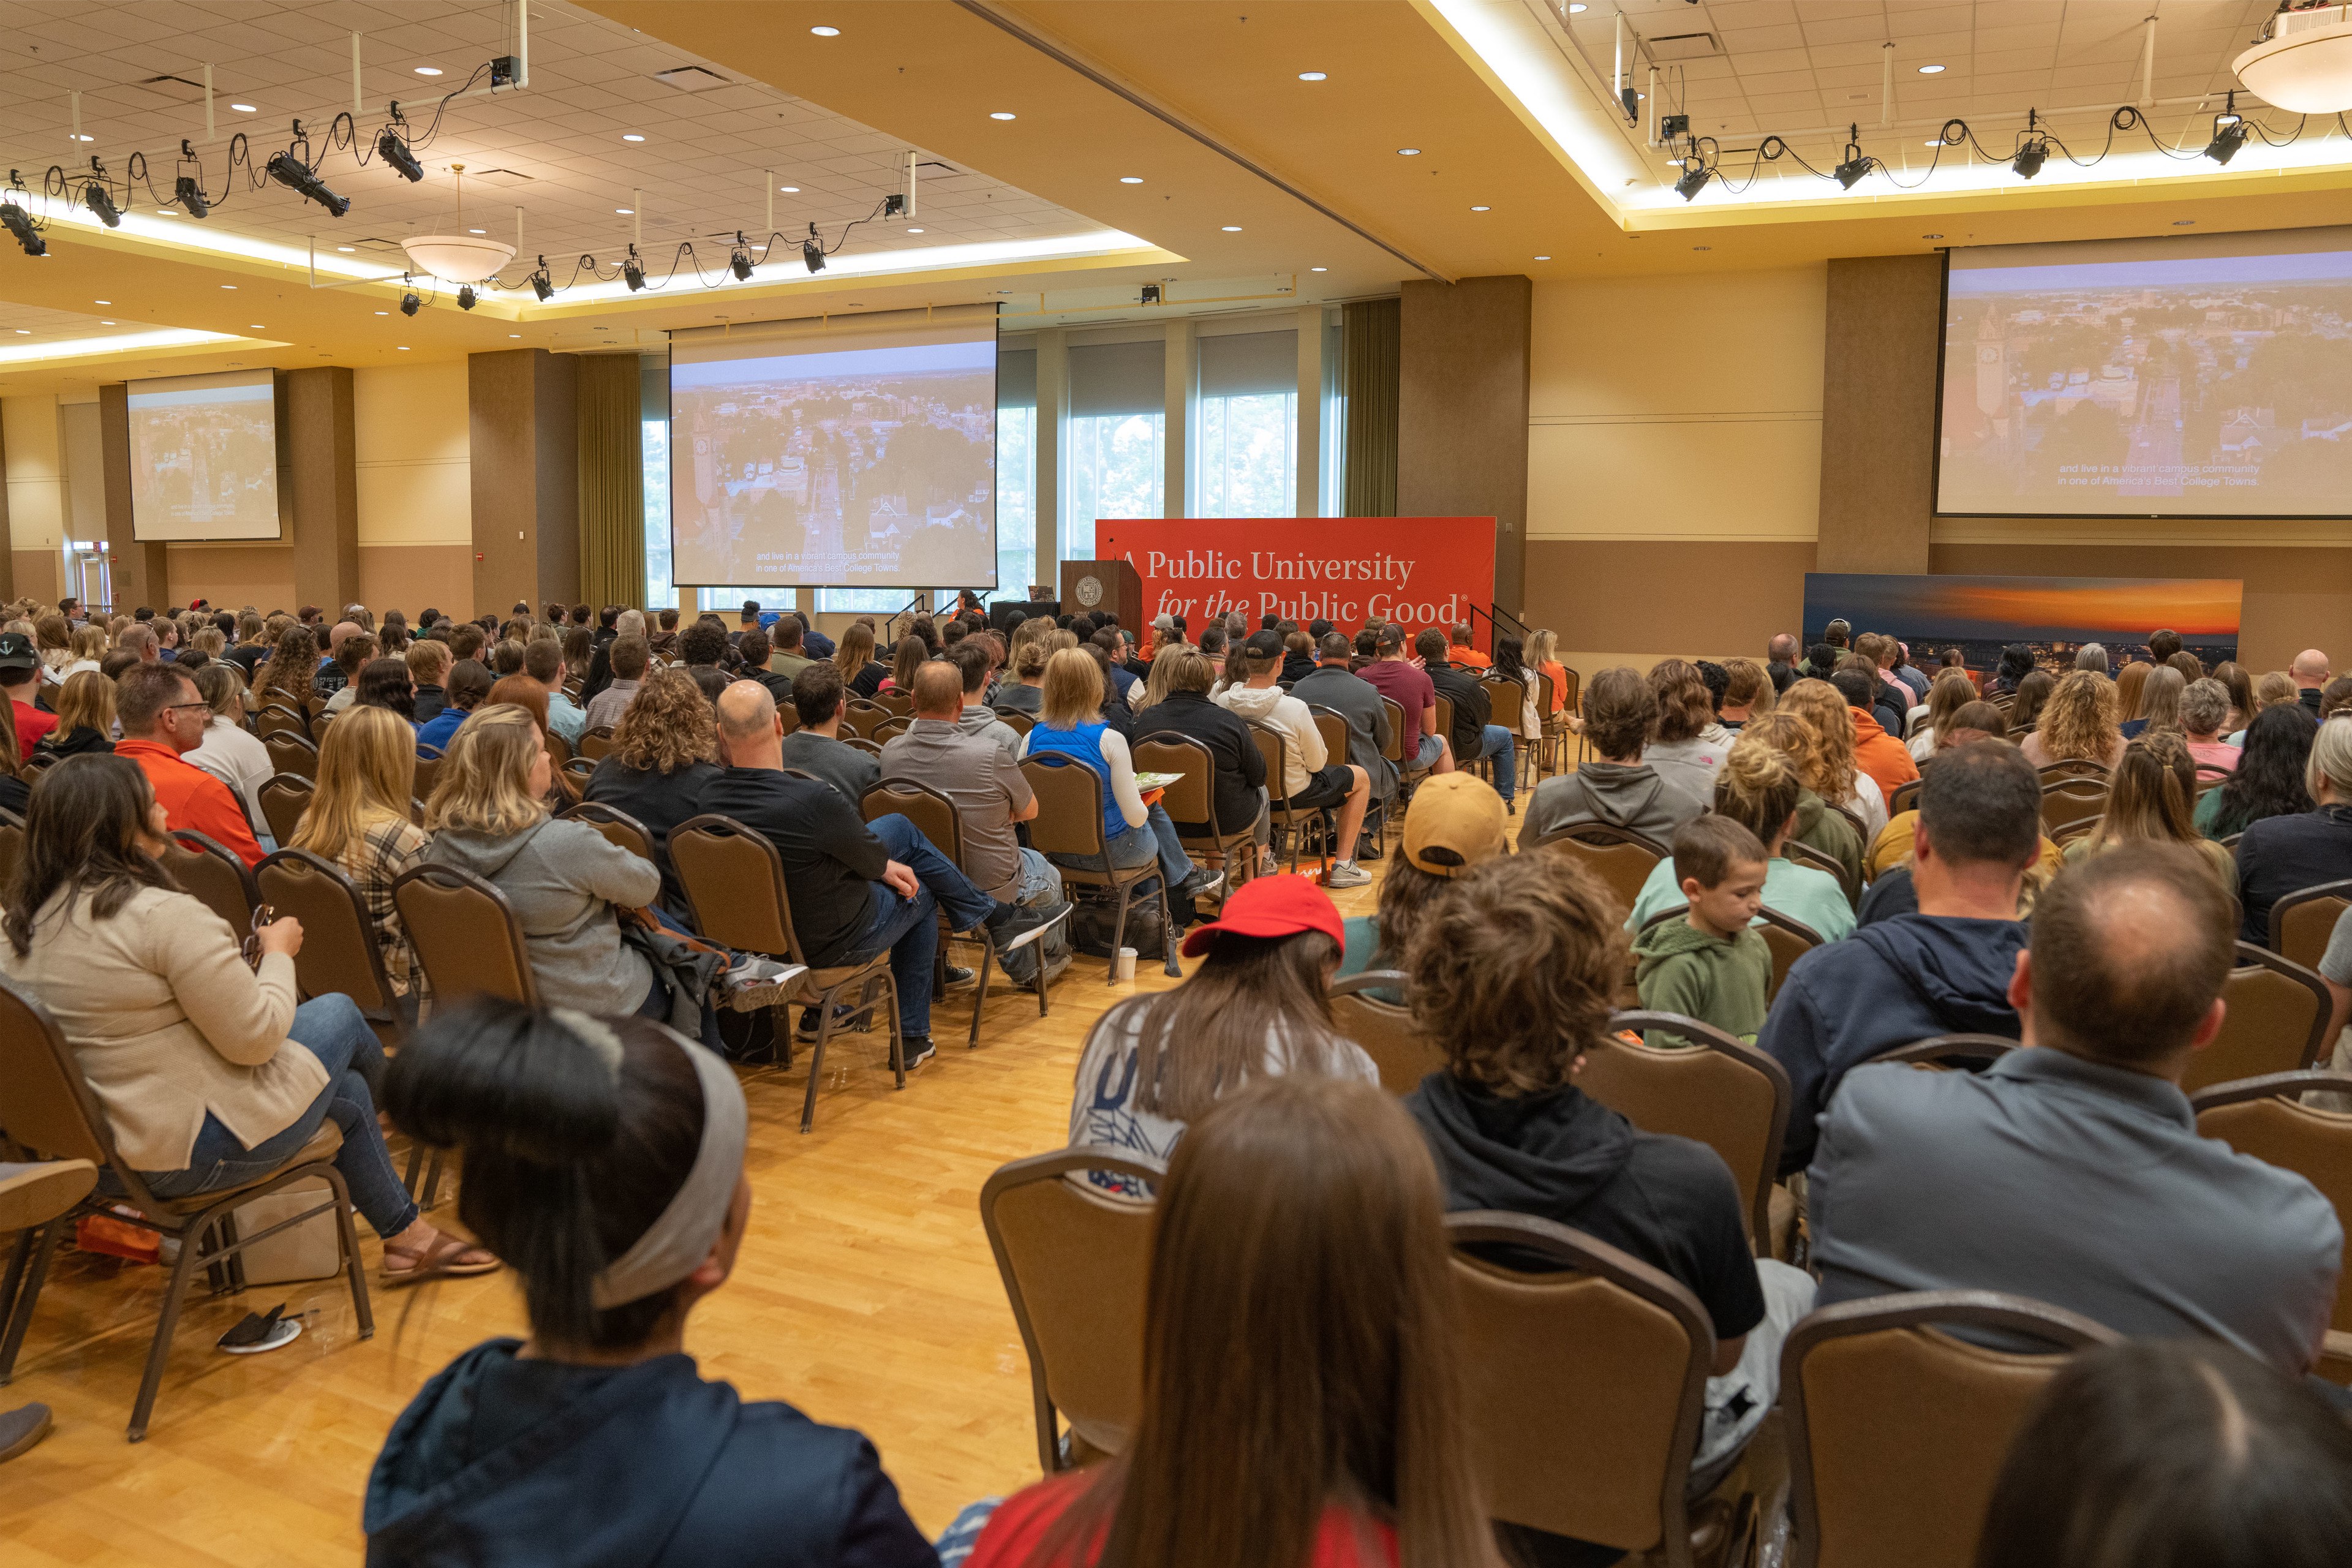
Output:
[2020, 671, 2125, 771]
[1776, 678, 1888, 839]
[292, 706, 431, 1009]
[1525, 628, 1570, 718]
[2067, 730, 2231, 883]
[1020, 648, 1214, 904]
[40, 668, 115, 757]
[2114, 660, 2151, 725]
[1722, 707, 1865, 895]
[2125, 665, 2187, 739]
[1907, 669, 1981, 763]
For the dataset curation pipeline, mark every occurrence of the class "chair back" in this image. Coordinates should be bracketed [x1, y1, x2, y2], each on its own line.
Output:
[1328, 971, 1448, 1094]
[2271, 879, 2352, 971]
[1378, 697, 1407, 764]
[0, 970, 116, 1171]
[1308, 706, 1349, 771]
[255, 703, 309, 741]
[873, 689, 914, 717]
[263, 730, 320, 780]
[2182, 944, 2331, 1094]
[541, 728, 572, 768]
[668, 814, 804, 962]
[1020, 755, 1111, 862]
[841, 699, 888, 739]
[1132, 736, 1220, 836]
[1784, 840, 1859, 910]
[390, 863, 540, 1006]
[2037, 758, 2111, 783]
[861, 778, 964, 868]
[2038, 778, 2108, 836]
[1889, 777, 1923, 818]
[160, 831, 258, 935]
[1553, 665, 1582, 717]
[2191, 1071, 2352, 1333]
[842, 736, 883, 759]
[256, 773, 315, 848]
[255, 850, 395, 1018]
[992, 707, 1035, 737]
[1589, 1011, 1792, 1247]
[557, 801, 657, 865]
[1249, 723, 1292, 806]
[0, 815, 21, 890]
[579, 725, 617, 761]
[1447, 1212, 1712, 1555]
[1527, 822, 1670, 921]
[1433, 693, 1456, 749]
[1867, 1035, 2018, 1071]
[1784, 1292, 2119, 1568]
[1484, 674, 1528, 734]
[873, 714, 913, 743]
[412, 752, 442, 799]
[980, 1147, 1163, 1469]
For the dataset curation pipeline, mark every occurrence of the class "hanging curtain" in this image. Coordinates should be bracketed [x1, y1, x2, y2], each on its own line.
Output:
[576, 352, 645, 609]
[1343, 298, 1398, 517]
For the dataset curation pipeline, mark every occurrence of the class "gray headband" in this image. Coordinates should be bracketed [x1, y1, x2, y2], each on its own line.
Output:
[571, 1015, 748, 1311]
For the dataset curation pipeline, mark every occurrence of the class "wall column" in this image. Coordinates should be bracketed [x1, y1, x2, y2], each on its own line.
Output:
[1033, 328, 1068, 579]
[1398, 275, 1532, 616]
[1817, 255, 1940, 574]
[467, 349, 579, 614]
[99, 385, 167, 612]
[1295, 303, 1324, 518]
[285, 366, 359, 614]
[1163, 318, 1194, 519]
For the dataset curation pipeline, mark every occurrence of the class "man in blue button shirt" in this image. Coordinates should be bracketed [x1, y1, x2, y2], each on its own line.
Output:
[1809, 842, 2342, 1376]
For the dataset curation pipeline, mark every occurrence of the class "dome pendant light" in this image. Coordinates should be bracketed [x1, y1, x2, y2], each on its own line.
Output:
[402, 164, 515, 284]
[2234, 2, 2352, 115]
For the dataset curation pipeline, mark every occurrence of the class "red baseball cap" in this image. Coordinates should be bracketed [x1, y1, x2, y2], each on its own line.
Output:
[1179, 873, 1344, 958]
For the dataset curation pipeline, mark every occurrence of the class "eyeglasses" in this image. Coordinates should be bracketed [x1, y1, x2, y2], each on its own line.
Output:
[165, 701, 211, 715]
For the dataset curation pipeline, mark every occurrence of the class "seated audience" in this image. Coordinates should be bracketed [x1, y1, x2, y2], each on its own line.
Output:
[1066, 875, 1376, 1199]
[582, 669, 722, 918]
[701, 682, 1050, 1070]
[2236, 714, 2352, 943]
[0, 754, 489, 1283]
[2295, 647, 2331, 715]
[1989, 643, 2037, 694]
[1419, 629, 1513, 809]
[38, 669, 115, 758]
[350, 657, 418, 724]
[1358, 623, 1453, 778]
[1216, 631, 1373, 889]
[415, 659, 494, 755]
[1735, 709, 1866, 889]
[1808, 844, 2340, 1376]
[2198, 701, 2314, 840]
[1446, 619, 1490, 671]
[183, 663, 273, 839]
[1336, 774, 1509, 989]
[944, 643, 1020, 757]
[965, 1077, 1489, 1568]
[1907, 670, 1978, 762]
[1643, 659, 1731, 805]
[582, 633, 649, 732]
[2179, 677, 2240, 773]
[778, 662, 882, 804]
[1129, 647, 1270, 874]
[2113, 660, 2151, 736]
[526, 639, 586, 747]
[1403, 850, 1814, 1501]
[1523, 665, 1706, 843]
[1828, 667, 1921, 802]
[1717, 658, 1772, 729]
[1022, 650, 1218, 908]
[1624, 735, 1855, 941]
[0, 634, 55, 758]
[404, 638, 452, 726]
[2123, 664, 2185, 741]
[114, 663, 265, 865]
[1633, 815, 1772, 1049]
[1528, 628, 1573, 712]
[1838, 645, 1907, 738]
[1490, 636, 1543, 742]
[1760, 741, 2040, 1174]
[2065, 731, 2233, 883]
[1290, 631, 1398, 841]
[2075, 642, 2111, 675]
[320, 632, 379, 712]
[2020, 670, 2127, 771]
[1779, 679, 1891, 839]
[290, 706, 429, 1014]
[832, 621, 888, 701]
[369, 1002, 933, 1567]
[2006, 667, 2057, 736]
[765, 614, 816, 684]
[1978, 1339, 2352, 1568]
[992, 636, 1047, 714]
[877, 636, 926, 698]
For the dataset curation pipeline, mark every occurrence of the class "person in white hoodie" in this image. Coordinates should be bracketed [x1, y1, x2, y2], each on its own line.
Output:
[1214, 630, 1373, 888]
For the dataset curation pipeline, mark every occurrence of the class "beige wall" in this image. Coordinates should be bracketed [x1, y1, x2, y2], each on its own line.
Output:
[357, 360, 473, 619]
[2, 394, 69, 606]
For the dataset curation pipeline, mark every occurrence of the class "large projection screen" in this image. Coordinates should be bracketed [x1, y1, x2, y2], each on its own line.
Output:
[1937, 225, 2352, 519]
[670, 306, 997, 589]
[126, 369, 282, 540]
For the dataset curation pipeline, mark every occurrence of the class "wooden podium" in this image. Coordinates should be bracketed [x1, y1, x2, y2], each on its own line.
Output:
[1059, 559, 1142, 629]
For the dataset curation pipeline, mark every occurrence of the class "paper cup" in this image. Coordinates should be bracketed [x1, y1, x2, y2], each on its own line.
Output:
[1115, 946, 1138, 981]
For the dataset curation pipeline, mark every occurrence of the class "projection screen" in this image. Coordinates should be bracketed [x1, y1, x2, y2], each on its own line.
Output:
[126, 369, 282, 541]
[1937, 225, 2352, 518]
[669, 305, 998, 589]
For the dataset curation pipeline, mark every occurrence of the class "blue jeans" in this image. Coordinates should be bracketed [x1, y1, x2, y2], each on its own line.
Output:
[125, 994, 419, 1241]
[837, 813, 1003, 1039]
[1479, 724, 1517, 802]
[1049, 802, 1196, 888]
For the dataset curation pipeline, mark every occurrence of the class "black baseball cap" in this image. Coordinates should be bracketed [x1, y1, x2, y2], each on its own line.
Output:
[0, 633, 38, 670]
[1244, 629, 1284, 660]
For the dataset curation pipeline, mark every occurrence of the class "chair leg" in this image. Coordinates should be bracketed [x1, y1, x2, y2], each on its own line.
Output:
[967, 934, 993, 1050]
[0, 1220, 62, 1384]
[799, 988, 837, 1134]
[884, 971, 905, 1090]
[129, 1217, 212, 1441]
[322, 1166, 374, 1342]
[1160, 875, 1182, 978]
[1106, 883, 1132, 982]
[418, 1150, 447, 1213]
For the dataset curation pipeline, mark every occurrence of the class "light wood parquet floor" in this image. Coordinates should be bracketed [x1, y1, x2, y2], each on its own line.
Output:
[0, 823, 1480, 1564]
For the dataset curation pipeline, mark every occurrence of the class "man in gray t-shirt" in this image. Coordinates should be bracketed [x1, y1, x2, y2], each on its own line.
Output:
[881, 661, 1063, 922]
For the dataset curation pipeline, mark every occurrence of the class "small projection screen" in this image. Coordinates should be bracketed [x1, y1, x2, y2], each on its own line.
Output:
[1937, 225, 2352, 518]
[670, 305, 998, 589]
[126, 369, 282, 540]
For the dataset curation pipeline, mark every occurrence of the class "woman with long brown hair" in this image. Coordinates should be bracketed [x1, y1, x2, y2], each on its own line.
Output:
[1776, 677, 1888, 838]
[2067, 731, 2231, 881]
[974, 1076, 1499, 1568]
[2020, 671, 2125, 771]
[2114, 660, 2151, 727]
[878, 631, 927, 696]
[1642, 657, 1727, 803]
[255, 623, 321, 711]
[2007, 668, 2057, 734]
[581, 667, 722, 916]
[831, 619, 888, 699]
[291, 705, 429, 1011]
[1907, 669, 1981, 763]
[2124, 665, 2186, 739]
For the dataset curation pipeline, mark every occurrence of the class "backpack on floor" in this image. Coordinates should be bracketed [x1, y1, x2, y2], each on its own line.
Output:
[1067, 881, 1171, 960]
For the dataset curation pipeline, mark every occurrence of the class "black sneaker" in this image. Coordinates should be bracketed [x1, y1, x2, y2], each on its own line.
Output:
[901, 1036, 938, 1071]
[796, 1003, 862, 1042]
[1173, 866, 1226, 903]
[944, 965, 976, 987]
[1355, 834, 1383, 861]
[987, 902, 1060, 952]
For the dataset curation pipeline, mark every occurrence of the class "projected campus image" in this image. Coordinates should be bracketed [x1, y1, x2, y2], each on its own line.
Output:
[126, 374, 282, 541]
[671, 336, 997, 589]
[1937, 232, 2352, 518]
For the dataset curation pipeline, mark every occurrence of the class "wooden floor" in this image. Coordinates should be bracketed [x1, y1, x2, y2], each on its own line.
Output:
[1, 840, 1419, 1564]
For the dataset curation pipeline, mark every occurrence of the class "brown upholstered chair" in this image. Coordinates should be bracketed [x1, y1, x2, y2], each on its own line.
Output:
[578, 724, 617, 761]
[2271, 878, 2352, 971]
[2180, 944, 2332, 1095]
[391, 862, 540, 1009]
[872, 689, 914, 718]
[668, 813, 900, 1133]
[1483, 674, 1530, 786]
[1888, 777, 1923, 818]
[2191, 1070, 2352, 1381]
[1784, 840, 1860, 910]
[979, 1145, 1164, 1471]
[1022, 755, 1172, 983]
[254, 703, 310, 742]
[541, 728, 572, 768]
[1782, 1291, 2119, 1568]
[990, 707, 1035, 737]
[263, 729, 320, 780]
[1133, 734, 1254, 886]
[872, 714, 913, 743]
[1251, 722, 1335, 877]
[0, 814, 21, 891]
[161, 830, 258, 937]
[2049, 813, 2102, 846]
[0, 972, 371, 1441]
[557, 800, 657, 865]
[2036, 758, 2112, 783]
[1866, 1035, 2018, 1071]
[1636, 904, 1822, 1002]
[1327, 970, 1447, 1095]
[840, 699, 888, 739]
[842, 736, 884, 759]
[412, 750, 442, 799]
[1526, 821, 1671, 924]
[1446, 1211, 1735, 1568]
[1379, 695, 1430, 801]
[256, 773, 315, 849]
[1593, 1011, 1795, 1257]
[2038, 778, 2108, 837]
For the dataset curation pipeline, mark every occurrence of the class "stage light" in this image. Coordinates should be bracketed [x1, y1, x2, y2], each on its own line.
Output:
[1833, 155, 1871, 189]
[0, 204, 43, 257]
[173, 175, 210, 217]
[2012, 139, 2046, 180]
[729, 232, 754, 281]
[456, 285, 477, 310]
[377, 127, 424, 182]
[399, 291, 421, 317]
[529, 257, 554, 301]
[84, 180, 120, 227]
[266, 151, 349, 217]
[1674, 163, 1711, 201]
[802, 222, 825, 273]
[2206, 96, 2251, 165]
[622, 247, 646, 292]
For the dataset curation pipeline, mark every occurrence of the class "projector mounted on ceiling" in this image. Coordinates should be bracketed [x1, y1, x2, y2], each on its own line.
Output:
[2235, 2, 2352, 114]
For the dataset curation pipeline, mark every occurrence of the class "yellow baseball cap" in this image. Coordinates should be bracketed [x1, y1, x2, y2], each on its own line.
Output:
[1402, 774, 1510, 876]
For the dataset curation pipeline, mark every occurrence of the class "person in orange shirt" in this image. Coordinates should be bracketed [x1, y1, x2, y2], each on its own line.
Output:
[1446, 620, 1491, 671]
[1830, 667, 1921, 805]
[112, 663, 265, 866]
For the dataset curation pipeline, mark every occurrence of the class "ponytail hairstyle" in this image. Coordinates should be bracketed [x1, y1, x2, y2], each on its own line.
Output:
[2087, 730, 2201, 854]
[382, 1001, 713, 1349]
[1714, 736, 1803, 850]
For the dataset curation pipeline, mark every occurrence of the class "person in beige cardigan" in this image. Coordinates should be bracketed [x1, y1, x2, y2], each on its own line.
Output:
[0, 754, 493, 1283]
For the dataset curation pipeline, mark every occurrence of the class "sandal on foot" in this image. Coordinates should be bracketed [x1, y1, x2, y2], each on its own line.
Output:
[382, 1233, 502, 1286]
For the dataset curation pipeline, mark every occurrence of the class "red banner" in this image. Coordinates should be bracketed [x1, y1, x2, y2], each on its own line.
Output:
[1093, 517, 1497, 646]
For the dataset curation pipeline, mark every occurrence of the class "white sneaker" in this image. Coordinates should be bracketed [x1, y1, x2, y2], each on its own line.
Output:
[1324, 860, 1371, 889]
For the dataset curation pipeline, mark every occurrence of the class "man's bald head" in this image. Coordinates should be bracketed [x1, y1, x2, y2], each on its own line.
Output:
[2294, 649, 2331, 687]
[715, 677, 778, 744]
[1768, 633, 1798, 663]
[328, 620, 363, 655]
[2026, 843, 2233, 1069]
[911, 660, 963, 720]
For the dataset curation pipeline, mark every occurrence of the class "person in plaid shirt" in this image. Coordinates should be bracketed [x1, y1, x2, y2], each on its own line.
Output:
[289, 706, 432, 1018]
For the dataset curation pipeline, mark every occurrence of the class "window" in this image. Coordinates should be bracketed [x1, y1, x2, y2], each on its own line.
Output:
[641, 356, 675, 608]
[1066, 338, 1165, 559]
[1196, 330, 1297, 518]
[996, 347, 1037, 597]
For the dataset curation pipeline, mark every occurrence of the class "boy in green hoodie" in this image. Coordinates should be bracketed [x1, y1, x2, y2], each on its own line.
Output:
[1633, 815, 1773, 1047]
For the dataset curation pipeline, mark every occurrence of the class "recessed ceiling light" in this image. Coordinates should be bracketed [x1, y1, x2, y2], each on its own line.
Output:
[1120, 176, 1143, 184]
[509, 333, 521, 338]
[248, 323, 262, 329]
[230, 102, 256, 113]
[810, 24, 840, 36]
[1918, 64, 1945, 74]
[94, 300, 108, 304]
[413, 66, 443, 76]
[1298, 72, 1327, 81]
[1221, 225, 1242, 232]
[622, 133, 645, 143]
[778, 185, 799, 193]
[1923, 233, 1944, 239]
[99, 320, 114, 325]
[467, 228, 486, 235]
[336, 245, 355, 252]
[616, 207, 633, 214]
[1398, 147, 1421, 156]
[1535, 254, 1551, 260]
[2173, 219, 2196, 225]
[989, 111, 1016, 120]
[907, 227, 924, 233]
[11, 330, 24, 335]
[222, 284, 236, 290]
[71, 134, 92, 143]
[396, 345, 410, 350]
[375, 311, 388, 316]
[1568, 2, 1587, 10]
[1471, 205, 1490, 211]
[1311, 265, 1327, 271]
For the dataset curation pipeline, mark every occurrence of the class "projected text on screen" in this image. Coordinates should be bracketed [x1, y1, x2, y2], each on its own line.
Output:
[671, 331, 996, 589]
[126, 373, 282, 541]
